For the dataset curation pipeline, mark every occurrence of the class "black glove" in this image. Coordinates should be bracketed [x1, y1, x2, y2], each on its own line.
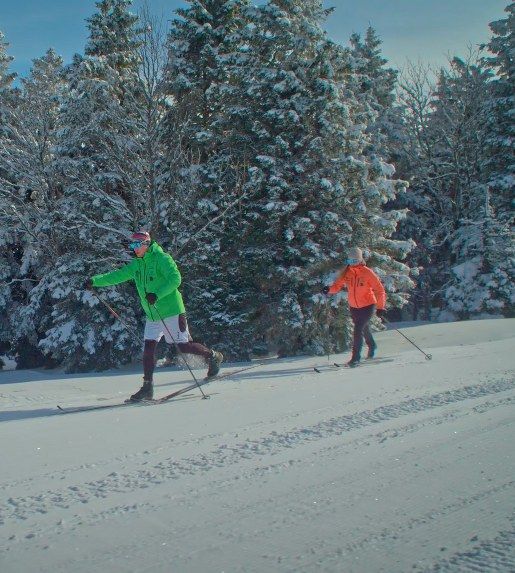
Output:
[376, 308, 386, 320]
[146, 292, 157, 305]
[84, 279, 93, 290]
[322, 286, 330, 295]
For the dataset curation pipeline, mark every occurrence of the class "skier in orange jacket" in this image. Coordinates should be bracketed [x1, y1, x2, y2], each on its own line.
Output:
[322, 247, 386, 367]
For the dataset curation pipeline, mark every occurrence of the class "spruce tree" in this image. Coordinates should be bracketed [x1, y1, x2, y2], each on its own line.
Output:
[159, 0, 253, 356]
[445, 192, 514, 317]
[397, 54, 514, 319]
[60, 0, 143, 226]
[85, 0, 141, 75]
[0, 30, 17, 363]
[482, 1, 514, 222]
[47, 0, 145, 370]
[444, 2, 515, 318]
[0, 31, 16, 92]
[0, 50, 69, 367]
[216, 0, 413, 357]
[349, 27, 400, 161]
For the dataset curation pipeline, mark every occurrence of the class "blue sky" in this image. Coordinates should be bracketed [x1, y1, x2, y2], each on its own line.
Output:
[0, 0, 509, 80]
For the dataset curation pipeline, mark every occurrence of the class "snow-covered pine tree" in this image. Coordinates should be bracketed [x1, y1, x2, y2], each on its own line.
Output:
[441, 51, 514, 318]
[397, 54, 513, 319]
[0, 50, 68, 367]
[86, 0, 141, 73]
[444, 2, 515, 319]
[59, 0, 143, 226]
[0, 30, 17, 364]
[0, 31, 16, 93]
[444, 190, 514, 317]
[481, 1, 514, 222]
[349, 27, 401, 162]
[159, 0, 255, 355]
[346, 25, 413, 318]
[212, 0, 413, 358]
[41, 0, 147, 370]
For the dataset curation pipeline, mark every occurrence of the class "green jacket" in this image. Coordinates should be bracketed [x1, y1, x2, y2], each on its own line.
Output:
[91, 242, 186, 320]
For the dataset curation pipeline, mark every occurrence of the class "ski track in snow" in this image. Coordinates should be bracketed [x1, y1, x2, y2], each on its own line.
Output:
[3, 401, 512, 573]
[0, 321, 514, 572]
[0, 375, 513, 525]
[418, 518, 515, 572]
[1, 379, 515, 571]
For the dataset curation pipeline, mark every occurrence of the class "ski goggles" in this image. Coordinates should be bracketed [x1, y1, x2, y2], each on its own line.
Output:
[129, 240, 150, 250]
[346, 257, 361, 266]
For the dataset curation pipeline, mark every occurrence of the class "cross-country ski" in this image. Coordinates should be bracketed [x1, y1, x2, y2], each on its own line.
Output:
[56, 363, 264, 414]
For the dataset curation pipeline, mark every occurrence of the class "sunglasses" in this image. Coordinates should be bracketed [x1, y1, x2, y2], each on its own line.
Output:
[129, 240, 149, 250]
[346, 258, 361, 265]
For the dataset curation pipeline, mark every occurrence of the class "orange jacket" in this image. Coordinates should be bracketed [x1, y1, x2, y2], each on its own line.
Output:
[328, 263, 386, 309]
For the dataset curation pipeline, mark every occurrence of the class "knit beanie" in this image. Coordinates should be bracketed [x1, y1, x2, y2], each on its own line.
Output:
[347, 247, 363, 261]
[131, 231, 151, 243]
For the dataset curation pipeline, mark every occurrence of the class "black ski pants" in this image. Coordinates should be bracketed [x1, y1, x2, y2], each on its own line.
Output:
[349, 304, 376, 360]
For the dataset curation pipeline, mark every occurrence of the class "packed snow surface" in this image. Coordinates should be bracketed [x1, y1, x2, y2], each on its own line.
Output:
[1, 319, 514, 573]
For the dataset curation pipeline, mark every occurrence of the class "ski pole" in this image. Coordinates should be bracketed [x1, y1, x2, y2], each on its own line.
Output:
[93, 291, 209, 397]
[151, 304, 209, 399]
[383, 318, 432, 360]
[91, 291, 140, 338]
[313, 295, 333, 373]
[325, 296, 332, 363]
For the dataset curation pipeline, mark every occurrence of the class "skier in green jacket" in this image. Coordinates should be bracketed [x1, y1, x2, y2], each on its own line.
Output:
[86, 231, 223, 401]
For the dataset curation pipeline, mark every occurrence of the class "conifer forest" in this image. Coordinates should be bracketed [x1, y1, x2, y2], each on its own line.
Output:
[0, 1, 513, 372]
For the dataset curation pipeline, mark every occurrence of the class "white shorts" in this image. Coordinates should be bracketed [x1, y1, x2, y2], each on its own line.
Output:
[144, 315, 191, 344]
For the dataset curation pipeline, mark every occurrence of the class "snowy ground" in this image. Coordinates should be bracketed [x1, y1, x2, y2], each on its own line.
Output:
[0, 319, 514, 573]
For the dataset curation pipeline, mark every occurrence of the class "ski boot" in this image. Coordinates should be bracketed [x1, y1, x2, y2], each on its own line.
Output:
[346, 355, 360, 368]
[366, 343, 377, 359]
[206, 350, 224, 378]
[129, 379, 154, 401]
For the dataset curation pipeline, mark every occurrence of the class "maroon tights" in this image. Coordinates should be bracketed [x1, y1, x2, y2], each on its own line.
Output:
[143, 339, 212, 382]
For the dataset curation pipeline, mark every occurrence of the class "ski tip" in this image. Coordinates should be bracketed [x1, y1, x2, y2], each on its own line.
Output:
[314, 368, 321, 373]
